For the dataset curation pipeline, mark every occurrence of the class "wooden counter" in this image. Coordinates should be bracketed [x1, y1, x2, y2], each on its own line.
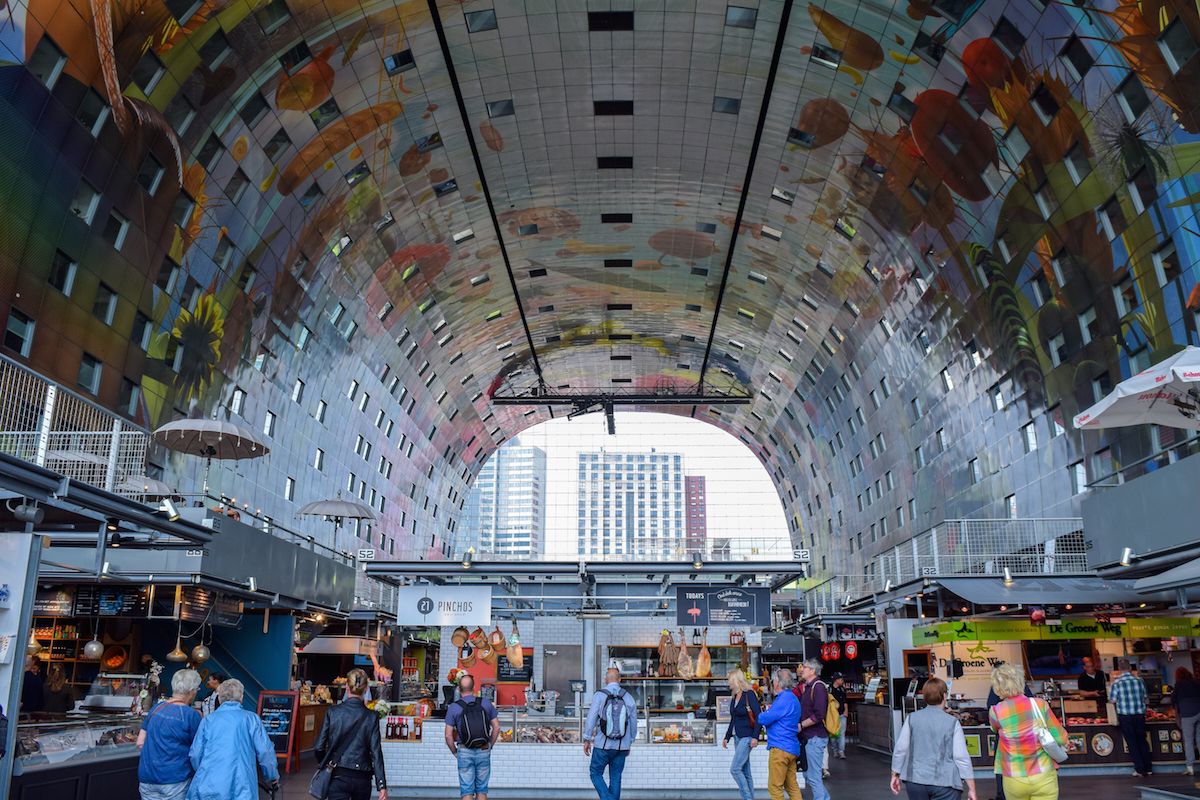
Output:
[295, 703, 330, 753]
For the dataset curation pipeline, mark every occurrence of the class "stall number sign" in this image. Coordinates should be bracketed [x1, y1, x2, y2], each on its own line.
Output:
[357, 549, 376, 561]
[676, 586, 771, 627]
[397, 584, 492, 626]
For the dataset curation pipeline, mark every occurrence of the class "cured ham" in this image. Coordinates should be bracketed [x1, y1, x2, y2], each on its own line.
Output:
[657, 629, 678, 677]
[696, 627, 712, 678]
[676, 628, 695, 678]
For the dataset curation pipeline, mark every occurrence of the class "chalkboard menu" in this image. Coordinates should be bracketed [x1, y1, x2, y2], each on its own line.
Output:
[258, 690, 299, 771]
[33, 587, 75, 616]
[496, 649, 533, 683]
[72, 586, 149, 617]
[180, 587, 242, 627]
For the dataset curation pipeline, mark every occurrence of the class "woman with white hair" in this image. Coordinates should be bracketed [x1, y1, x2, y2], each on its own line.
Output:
[186, 678, 280, 800]
[137, 668, 202, 800]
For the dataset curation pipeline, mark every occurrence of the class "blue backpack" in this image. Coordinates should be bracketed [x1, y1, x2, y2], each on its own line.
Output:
[598, 689, 629, 741]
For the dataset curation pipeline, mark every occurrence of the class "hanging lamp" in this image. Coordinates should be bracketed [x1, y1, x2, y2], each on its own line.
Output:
[166, 621, 189, 662]
[82, 618, 104, 660]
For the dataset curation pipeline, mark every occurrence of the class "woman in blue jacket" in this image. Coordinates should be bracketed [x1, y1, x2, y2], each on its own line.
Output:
[186, 678, 279, 800]
[722, 669, 761, 800]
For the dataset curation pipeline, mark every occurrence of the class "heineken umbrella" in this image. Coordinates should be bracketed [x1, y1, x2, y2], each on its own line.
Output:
[1073, 346, 1200, 430]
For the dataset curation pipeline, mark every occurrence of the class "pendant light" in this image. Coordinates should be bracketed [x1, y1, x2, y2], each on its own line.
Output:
[82, 618, 104, 660]
[190, 624, 210, 663]
[166, 621, 188, 662]
[26, 638, 42, 655]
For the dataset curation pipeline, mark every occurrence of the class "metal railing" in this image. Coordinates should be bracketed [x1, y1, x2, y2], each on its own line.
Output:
[456, 535, 796, 563]
[0, 356, 148, 491]
[800, 517, 1086, 616]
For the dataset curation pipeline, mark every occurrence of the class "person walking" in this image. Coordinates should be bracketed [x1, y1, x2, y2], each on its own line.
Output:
[722, 668, 761, 800]
[186, 678, 279, 800]
[199, 673, 225, 718]
[583, 667, 639, 800]
[137, 669, 202, 800]
[758, 668, 803, 800]
[829, 674, 848, 761]
[798, 659, 832, 800]
[1111, 658, 1152, 777]
[444, 674, 500, 800]
[989, 663, 1067, 800]
[890, 677, 977, 800]
[1172, 668, 1200, 775]
[986, 672, 1032, 800]
[314, 669, 387, 800]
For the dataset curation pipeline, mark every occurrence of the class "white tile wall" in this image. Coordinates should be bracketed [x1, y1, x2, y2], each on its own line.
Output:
[384, 721, 770, 791]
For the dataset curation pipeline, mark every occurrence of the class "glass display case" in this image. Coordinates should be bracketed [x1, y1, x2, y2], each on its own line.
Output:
[81, 673, 149, 713]
[625, 679, 712, 714]
[649, 717, 715, 745]
[14, 716, 141, 769]
[497, 714, 581, 744]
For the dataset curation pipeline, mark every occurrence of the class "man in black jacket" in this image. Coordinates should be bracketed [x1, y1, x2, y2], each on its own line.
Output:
[314, 669, 387, 800]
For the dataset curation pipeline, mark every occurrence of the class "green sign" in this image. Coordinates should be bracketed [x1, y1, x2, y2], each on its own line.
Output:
[912, 617, 1200, 646]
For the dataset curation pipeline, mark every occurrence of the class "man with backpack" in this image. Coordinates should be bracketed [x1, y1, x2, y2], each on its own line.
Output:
[583, 668, 639, 800]
[798, 659, 832, 800]
[444, 674, 500, 800]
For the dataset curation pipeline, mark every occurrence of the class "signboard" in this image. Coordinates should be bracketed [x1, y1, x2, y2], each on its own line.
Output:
[73, 586, 149, 617]
[396, 585, 491, 626]
[496, 649, 534, 683]
[258, 690, 300, 773]
[32, 587, 74, 616]
[180, 587, 242, 627]
[793, 548, 812, 562]
[913, 617, 1200, 646]
[676, 586, 771, 627]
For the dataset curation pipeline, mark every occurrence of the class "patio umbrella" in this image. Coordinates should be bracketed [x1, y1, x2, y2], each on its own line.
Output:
[114, 476, 178, 498]
[152, 418, 269, 493]
[298, 497, 378, 527]
[1074, 346, 1200, 430]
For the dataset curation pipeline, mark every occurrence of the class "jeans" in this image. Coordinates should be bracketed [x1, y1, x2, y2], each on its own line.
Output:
[804, 736, 830, 800]
[456, 746, 492, 796]
[767, 747, 802, 800]
[904, 783, 962, 800]
[139, 781, 190, 800]
[1181, 714, 1200, 767]
[1118, 713, 1153, 775]
[1002, 770, 1059, 800]
[829, 716, 847, 757]
[328, 767, 373, 800]
[730, 735, 755, 800]
[589, 747, 628, 800]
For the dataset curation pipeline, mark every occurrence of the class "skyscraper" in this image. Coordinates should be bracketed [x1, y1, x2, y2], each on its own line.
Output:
[685, 475, 708, 555]
[461, 442, 546, 557]
[577, 450, 687, 557]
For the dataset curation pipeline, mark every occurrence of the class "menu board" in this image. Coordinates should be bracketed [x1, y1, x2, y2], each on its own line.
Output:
[496, 649, 533, 683]
[258, 690, 300, 771]
[72, 586, 149, 617]
[676, 586, 771, 627]
[32, 587, 75, 616]
[180, 587, 242, 627]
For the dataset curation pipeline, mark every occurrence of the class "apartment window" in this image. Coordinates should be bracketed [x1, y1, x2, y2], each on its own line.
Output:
[1003, 125, 1030, 167]
[1061, 35, 1094, 80]
[255, 0, 291, 31]
[1048, 333, 1068, 367]
[1117, 75, 1150, 122]
[263, 410, 276, 437]
[102, 211, 130, 249]
[1098, 195, 1126, 240]
[1159, 17, 1199, 73]
[1022, 422, 1038, 453]
[347, 379, 359, 399]
[358, 392, 370, 412]
[940, 368, 953, 392]
[315, 399, 327, 423]
[1153, 244, 1182, 287]
[310, 98, 340, 130]
[284, 476, 295, 501]
[914, 444, 926, 468]
[239, 92, 270, 127]
[897, 505, 906, 528]
[1130, 346, 1151, 374]
[968, 458, 981, 483]
[225, 169, 250, 203]
[911, 396, 923, 421]
[48, 251, 77, 296]
[296, 325, 312, 351]
[988, 384, 1004, 412]
[1069, 461, 1088, 494]
[118, 378, 140, 416]
[137, 154, 165, 194]
[935, 428, 947, 452]
[1005, 494, 1017, 518]
[993, 16, 1025, 56]
[1030, 84, 1060, 124]
[93, 283, 117, 325]
[869, 389, 881, 409]
[230, 387, 245, 415]
[76, 90, 110, 136]
[1078, 306, 1099, 345]
[70, 181, 100, 223]
[165, 94, 196, 134]
[4, 308, 35, 357]
[1092, 372, 1113, 403]
[880, 376, 892, 398]
[1127, 167, 1157, 215]
[291, 379, 304, 403]
[1028, 270, 1052, 307]
[313, 448, 325, 470]
[1114, 273, 1140, 316]
[130, 51, 165, 94]
[1063, 144, 1090, 185]
[78, 352, 102, 394]
[1033, 180, 1055, 219]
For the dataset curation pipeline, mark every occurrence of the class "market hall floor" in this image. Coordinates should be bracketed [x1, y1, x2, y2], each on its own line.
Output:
[272, 747, 1192, 799]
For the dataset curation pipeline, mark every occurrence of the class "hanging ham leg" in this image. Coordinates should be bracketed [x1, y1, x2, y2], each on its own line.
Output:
[676, 628, 695, 678]
[696, 627, 712, 678]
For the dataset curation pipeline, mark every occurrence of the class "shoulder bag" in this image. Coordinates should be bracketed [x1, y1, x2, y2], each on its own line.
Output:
[1030, 698, 1068, 764]
[309, 707, 375, 799]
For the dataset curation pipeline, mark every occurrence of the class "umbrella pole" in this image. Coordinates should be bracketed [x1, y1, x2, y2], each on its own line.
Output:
[203, 457, 212, 498]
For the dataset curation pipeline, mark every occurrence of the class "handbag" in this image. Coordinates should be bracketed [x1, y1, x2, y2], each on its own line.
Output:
[1030, 698, 1068, 764]
[309, 709, 375, 799]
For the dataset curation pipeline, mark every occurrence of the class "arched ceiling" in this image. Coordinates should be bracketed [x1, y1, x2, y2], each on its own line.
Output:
[4, 0, 1196, 566]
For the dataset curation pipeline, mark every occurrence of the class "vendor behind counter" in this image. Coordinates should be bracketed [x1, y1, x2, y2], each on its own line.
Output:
[1077, 656, 1108, 714]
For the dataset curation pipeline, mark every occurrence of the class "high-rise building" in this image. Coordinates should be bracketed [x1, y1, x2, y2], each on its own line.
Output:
[461, 442, 546, 557]
[577, 450, 687, 557]
[685, 475, 707, 554]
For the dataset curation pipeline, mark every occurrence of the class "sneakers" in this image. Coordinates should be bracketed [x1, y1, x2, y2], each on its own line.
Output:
[822, 769, 830, 779]
[1187, 766, 1195, 776]
[1132, 771, 1143, 777]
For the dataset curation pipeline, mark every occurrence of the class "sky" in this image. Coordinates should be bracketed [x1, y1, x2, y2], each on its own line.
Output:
[503, 411, 790, 557]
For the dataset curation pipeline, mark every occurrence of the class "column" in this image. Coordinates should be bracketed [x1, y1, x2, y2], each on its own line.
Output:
[582, 616, 597, 696]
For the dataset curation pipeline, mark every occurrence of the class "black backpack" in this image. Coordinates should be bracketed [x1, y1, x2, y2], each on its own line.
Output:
[453, 698, 491, 749]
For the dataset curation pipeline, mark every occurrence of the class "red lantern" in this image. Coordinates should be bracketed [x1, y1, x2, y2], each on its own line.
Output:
[828, 643, 841, 660]
[845, 642, 859, 660]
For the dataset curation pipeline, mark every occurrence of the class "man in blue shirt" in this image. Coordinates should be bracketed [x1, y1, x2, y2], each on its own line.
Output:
[758, 669, 803, 800]
[444, 674, 500, 800]
[583, 668, 639, 800]
[138, 668, 202, 800]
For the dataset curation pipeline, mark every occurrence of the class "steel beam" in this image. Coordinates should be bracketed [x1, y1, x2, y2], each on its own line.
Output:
[491, 392, 751, 406]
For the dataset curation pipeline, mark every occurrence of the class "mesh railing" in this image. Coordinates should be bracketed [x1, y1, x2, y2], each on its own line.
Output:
[0, 356, 148, 491]
[458, 535, 797, 563]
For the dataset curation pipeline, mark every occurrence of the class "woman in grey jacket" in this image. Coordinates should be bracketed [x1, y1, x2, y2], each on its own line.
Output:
[890, 677, 977, 800]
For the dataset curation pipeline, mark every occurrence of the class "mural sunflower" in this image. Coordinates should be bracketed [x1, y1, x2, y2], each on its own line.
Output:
[172, 293, 225, 402]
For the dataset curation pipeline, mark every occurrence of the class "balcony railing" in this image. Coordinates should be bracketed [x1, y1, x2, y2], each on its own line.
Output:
[799, 517, 1086, 617]
[456, 535, 797, 563]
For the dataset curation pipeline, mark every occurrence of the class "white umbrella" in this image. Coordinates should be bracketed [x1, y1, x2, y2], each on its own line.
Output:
[298, 498, 378, 521]
[114, 476, 178, 498]
[1074, 346, 1200, 430]
[152, 418, 269, 493]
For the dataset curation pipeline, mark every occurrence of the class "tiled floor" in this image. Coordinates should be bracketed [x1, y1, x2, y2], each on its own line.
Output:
[273, 747, 1197, 798]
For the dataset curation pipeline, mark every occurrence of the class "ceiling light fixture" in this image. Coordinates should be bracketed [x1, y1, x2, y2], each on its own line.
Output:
[462, 547, 474, 569]
[1120, 547, 1134, 567]
[1003, 567, 1014, 586]
[159, 498, 181, 521]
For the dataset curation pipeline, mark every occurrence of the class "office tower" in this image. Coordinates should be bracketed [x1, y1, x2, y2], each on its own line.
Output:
[685, 475, 708, 554]
[461, 442, 546, 556]
[577, 450, 687, 557]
